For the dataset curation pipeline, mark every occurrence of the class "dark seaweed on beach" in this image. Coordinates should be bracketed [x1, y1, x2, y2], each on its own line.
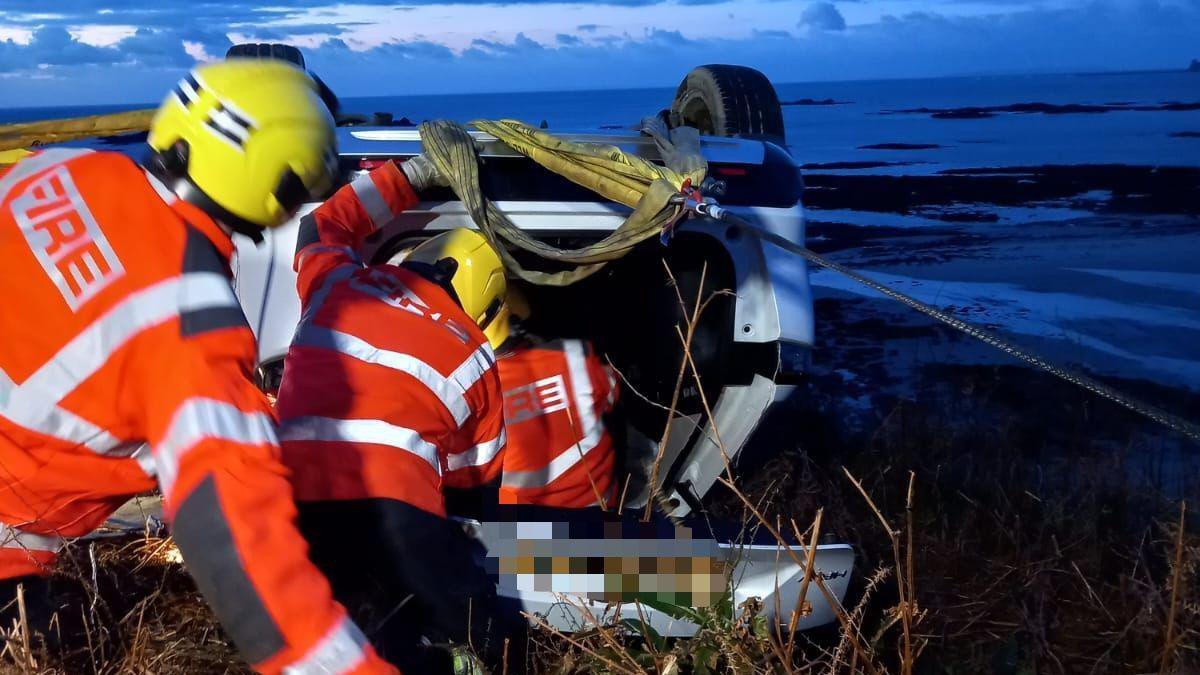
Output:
[858, 143, 944, 150]
[800, 161, 919, 170]
[781, 98, 852, 106]
[804, 164, 1200, 216]
[885, 100, 1200, 119]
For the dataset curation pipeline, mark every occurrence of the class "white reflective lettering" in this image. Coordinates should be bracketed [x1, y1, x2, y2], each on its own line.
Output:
[504, 374, 570, 425]
[502, 340, 605, 489]
[12, 166, 125, 310]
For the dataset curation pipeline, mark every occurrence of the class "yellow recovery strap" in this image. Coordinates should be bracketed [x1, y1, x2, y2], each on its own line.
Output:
[0, 109, 155, 165]
[422, 118, 707, 286]
[0, 148, 32, 168]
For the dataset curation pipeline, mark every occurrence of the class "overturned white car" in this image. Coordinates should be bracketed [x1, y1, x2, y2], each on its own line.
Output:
[232, 61, 851, 635]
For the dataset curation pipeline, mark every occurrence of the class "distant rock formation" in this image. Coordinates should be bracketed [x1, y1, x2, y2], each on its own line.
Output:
[781, 98, 851, 106]
[886, 101, 1200, 119]
[858, 143, 944, 150]
[1189, 59, 1200, 73]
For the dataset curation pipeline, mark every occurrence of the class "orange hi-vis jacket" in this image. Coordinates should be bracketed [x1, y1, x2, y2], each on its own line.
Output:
[497, 339, 618, 508]
[0, 149, 393, 674]
[276, 161, 506, 518]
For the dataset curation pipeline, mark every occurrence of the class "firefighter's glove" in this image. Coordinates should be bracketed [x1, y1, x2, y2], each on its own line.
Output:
[400, 154, 450, 192]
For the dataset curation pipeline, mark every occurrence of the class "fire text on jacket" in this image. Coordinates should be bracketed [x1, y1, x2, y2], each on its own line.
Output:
[12, 167, 125, 311]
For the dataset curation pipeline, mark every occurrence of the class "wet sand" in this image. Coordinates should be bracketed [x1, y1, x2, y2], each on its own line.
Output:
[795, 162, 1200, 446]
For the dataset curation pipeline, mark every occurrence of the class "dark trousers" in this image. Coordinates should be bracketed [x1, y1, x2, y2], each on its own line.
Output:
[298, 499, 526, 674]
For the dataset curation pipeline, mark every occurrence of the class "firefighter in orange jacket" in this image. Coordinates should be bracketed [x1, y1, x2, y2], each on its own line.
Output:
[487, 296, 620, 509]
[275, 157, 522, 673]
[0, 61, 395, 673]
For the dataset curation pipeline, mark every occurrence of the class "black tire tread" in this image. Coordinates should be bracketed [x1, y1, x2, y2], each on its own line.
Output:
[671, 64, 785, 142]
[225, 43, 306, 69]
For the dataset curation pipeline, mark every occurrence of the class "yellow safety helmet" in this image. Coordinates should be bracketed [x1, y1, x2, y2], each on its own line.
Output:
[484, 284, 532, 350]
[147, 59, 337, 242]
[405, 229, 508, 347]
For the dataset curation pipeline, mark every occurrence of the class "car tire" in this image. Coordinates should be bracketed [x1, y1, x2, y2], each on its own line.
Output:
[671, 65, 785, 142]
[224, 43, 342, 119]
[225, 43, 306, 68]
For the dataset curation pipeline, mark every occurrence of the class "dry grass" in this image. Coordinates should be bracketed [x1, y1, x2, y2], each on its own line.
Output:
[0, 536, 247, 675]
[714, 389, 1199, 675]
[2, 429, 1193, 674]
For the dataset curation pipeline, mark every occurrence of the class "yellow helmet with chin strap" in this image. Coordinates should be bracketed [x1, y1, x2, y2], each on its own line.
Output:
[147, 59, 337, 242]
[483, 284, 531, 351]
[404, 229, 509, 348]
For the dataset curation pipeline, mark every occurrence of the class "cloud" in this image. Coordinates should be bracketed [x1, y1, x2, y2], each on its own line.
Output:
[0, 0, 693, 30]
[0, 25, 193, 73]
[643, 28, 694, 46]
[114, 27, 193, 67]
[800, 2, 846, 31]
[241, 22, 372, 40]
[3, 0, 1200, 108]
[464, 32, 547, 57]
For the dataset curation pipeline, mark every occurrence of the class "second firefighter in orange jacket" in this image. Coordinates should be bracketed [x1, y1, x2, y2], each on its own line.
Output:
[274, 156, 524, 673]
[0, 61, 396, 675]
[493, 332, 620, 509]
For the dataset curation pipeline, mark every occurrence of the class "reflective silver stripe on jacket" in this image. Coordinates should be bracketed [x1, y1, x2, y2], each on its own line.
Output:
[143, 169, 179, 205]
[294, 326, 475, 426]
[350, 172, 394, 228]
[502, 339, 606, 490]
[0, 366, 121, 453]
[446, 429, 506, 473]
[451, 343, 496, 398]
[0, 273, 240, 455]
[279, 416, 442, 475]
[297, 266, 356, 334]
[297, 245, 360, 267]
[282, 615, 370, 675]
[0, 523, 64, 553]
[154, 398, 278, 496]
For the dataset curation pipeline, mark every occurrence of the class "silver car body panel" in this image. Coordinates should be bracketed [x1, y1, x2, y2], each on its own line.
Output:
[340, 127, 767, 166]
[664, 374, 779, 518]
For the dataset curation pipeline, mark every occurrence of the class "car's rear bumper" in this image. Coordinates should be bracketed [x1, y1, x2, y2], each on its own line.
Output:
[466, 513, 853, 636]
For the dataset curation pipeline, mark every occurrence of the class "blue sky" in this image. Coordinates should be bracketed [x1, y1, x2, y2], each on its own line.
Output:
[1, 0, 1197, 106]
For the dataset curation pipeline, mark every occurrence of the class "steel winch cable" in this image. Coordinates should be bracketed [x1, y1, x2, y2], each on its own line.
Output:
[688, 202, 1200, 446]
